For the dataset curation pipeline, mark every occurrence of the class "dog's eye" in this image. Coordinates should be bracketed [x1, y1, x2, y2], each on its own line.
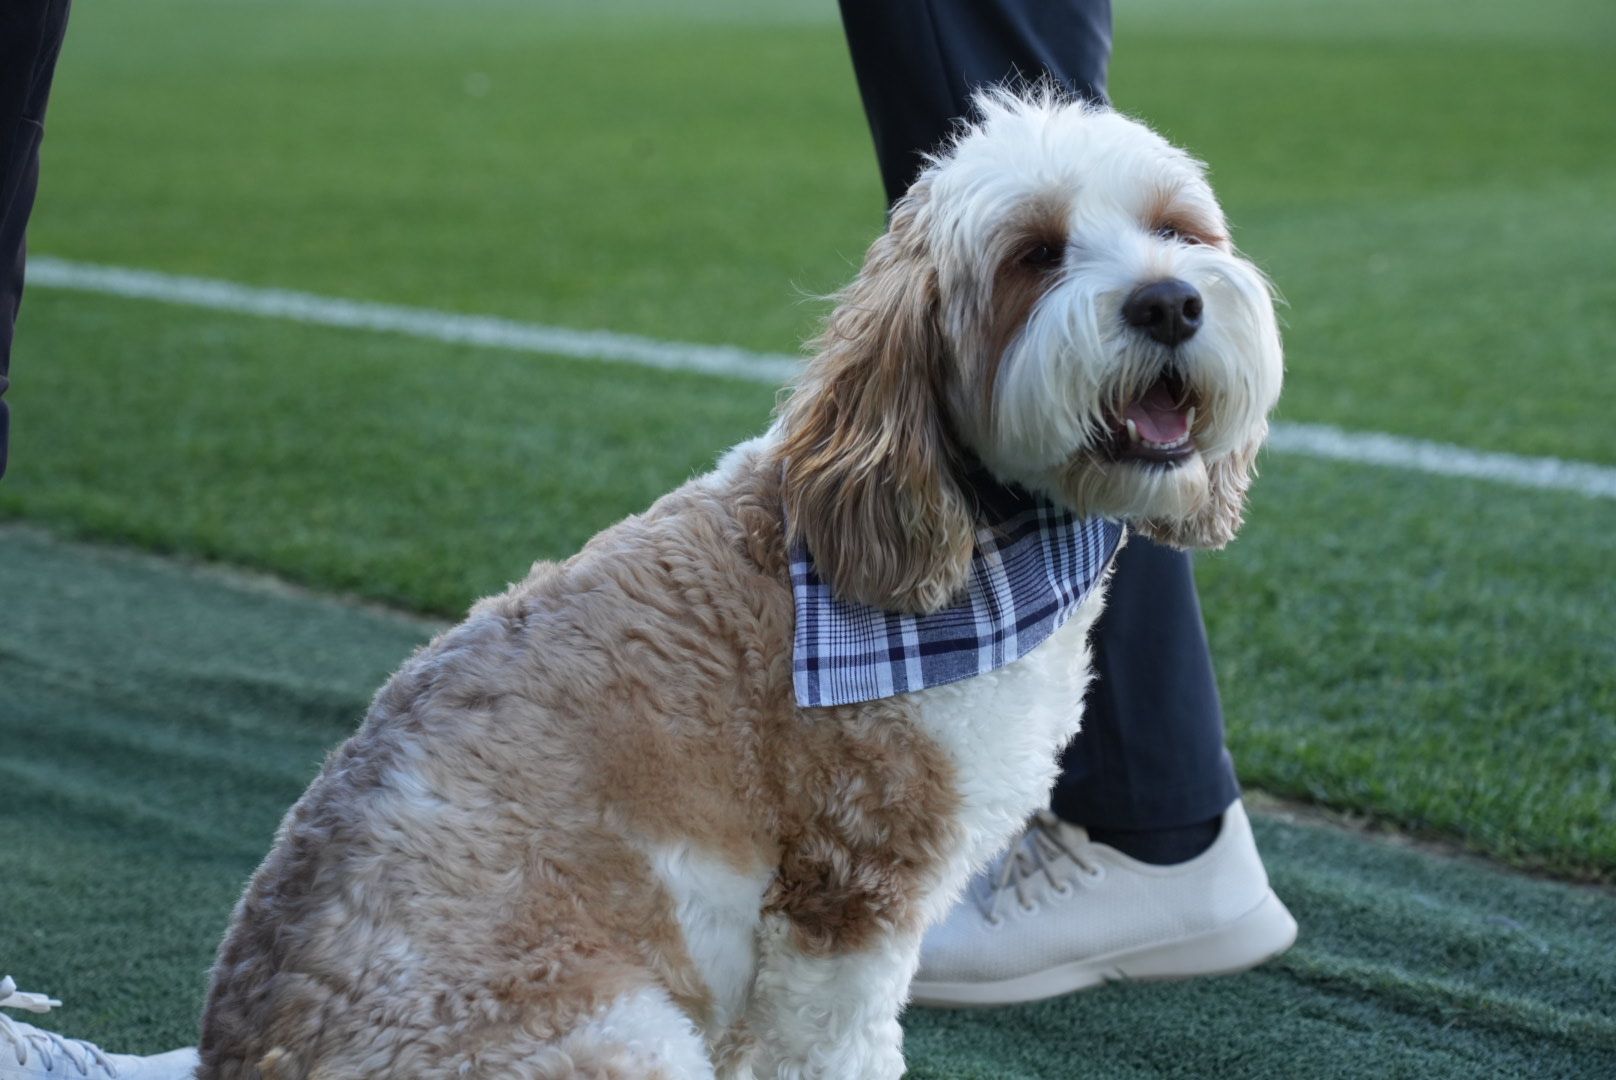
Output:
[1020, 241, 1065, 269]
[1154, 224, 1202, 246]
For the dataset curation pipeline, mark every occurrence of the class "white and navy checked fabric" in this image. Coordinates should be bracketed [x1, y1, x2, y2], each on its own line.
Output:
[790, 478, 1124, 708]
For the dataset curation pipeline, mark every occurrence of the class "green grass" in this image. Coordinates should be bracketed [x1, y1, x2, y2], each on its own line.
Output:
[1207, 460, 1616, 876]
[5, 291, 775, 611]
[27, 0, 881, 352]
[3, 4, 1615, 1068]
[4, 527, 1614, 1077]
[24, 0, 1616, 458]
[8, 290, 1613, 879]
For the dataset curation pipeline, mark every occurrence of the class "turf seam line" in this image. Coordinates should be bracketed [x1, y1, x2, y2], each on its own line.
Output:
[27, 256, 1616, 502]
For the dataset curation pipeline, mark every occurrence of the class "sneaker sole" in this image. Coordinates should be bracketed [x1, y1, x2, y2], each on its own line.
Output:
[907, 888, 1298, 1009]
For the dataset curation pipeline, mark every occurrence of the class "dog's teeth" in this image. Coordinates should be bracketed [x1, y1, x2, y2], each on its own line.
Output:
[1126, 419, 1140, 444]
[1186, 406, 1196, 431]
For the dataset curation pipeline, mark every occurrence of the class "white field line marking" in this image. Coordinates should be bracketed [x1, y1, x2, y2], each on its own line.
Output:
[1265, 423, 1616, 501]
[27, 257, 803, 384]
[27, 256, 1616, 502]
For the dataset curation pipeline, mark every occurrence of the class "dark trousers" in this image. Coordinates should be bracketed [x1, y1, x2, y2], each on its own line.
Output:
[0, 0, 71, 481]
[838, 0, 1239, 830]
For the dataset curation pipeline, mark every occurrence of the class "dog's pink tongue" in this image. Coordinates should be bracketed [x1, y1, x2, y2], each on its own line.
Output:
[1124, 382, 1190, 443]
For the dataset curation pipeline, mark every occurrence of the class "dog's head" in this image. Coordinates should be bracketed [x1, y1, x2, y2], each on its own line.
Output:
[776, 89, 1283, 612]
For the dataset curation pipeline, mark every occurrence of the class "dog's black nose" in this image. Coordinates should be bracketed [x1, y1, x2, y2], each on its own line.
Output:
[1122, 279, 1203, 346]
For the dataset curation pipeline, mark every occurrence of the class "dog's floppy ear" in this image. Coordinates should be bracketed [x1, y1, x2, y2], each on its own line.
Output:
[1137, 427, 1266, 550]
[776, 189, 975, 614]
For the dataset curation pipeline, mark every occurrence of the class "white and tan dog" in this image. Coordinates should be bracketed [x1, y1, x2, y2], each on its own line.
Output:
[198, 90, 1282, 1080]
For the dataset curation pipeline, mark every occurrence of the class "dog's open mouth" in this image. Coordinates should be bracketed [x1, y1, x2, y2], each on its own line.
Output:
[1109, 372, 1197, 465]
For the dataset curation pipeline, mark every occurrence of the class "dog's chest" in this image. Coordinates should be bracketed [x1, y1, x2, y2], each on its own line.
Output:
[909, 593, 1104, 894]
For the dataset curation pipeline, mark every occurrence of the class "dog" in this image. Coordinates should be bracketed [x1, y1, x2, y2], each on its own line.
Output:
[196, 88, 1283, 1079]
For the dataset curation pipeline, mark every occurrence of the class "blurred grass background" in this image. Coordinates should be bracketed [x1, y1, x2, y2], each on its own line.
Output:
[2, 0, 1615, 1072]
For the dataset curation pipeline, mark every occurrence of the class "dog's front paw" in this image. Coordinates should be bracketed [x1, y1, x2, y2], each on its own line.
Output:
[750, 1018, 904, 1080]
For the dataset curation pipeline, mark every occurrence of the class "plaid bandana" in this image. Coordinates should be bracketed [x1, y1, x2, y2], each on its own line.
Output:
[789, 477, 1124, 708]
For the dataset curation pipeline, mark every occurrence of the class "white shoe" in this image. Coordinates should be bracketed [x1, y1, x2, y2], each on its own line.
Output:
[910, 801, 1297, 1007]
[0, 977, 197, 1080]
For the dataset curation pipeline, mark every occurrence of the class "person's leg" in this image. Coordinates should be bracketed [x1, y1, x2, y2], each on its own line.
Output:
[838, 0, 1111, 207]
[0, 0, 73, 481]
[837, 0, 1295, 1006]
[1050, 537, 1241, 860]
[837, 0, 1236, 851]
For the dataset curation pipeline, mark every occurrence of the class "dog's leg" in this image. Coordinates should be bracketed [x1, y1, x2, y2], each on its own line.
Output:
[532, 985, 718, 1080]
[740, 916, 916, 1080]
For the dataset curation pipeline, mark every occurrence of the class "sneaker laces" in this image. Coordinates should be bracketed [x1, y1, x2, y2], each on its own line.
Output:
[978, 811, 1102, 924]
[0, 976, 119, 1077]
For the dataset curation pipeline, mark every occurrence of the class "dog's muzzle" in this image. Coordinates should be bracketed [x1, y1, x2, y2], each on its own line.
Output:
[1099, 278, 1205, 467]
[1105, 365, 1199, 466]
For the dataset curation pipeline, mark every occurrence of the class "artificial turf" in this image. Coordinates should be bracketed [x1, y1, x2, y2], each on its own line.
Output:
[3, 525, 1613, 1077]
[2, 0, 1615, 1066]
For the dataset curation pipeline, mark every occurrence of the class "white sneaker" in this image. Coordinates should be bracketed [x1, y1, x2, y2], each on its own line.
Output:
[0, 977, 197, 1080]
[910, 801, 1297, 1007]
